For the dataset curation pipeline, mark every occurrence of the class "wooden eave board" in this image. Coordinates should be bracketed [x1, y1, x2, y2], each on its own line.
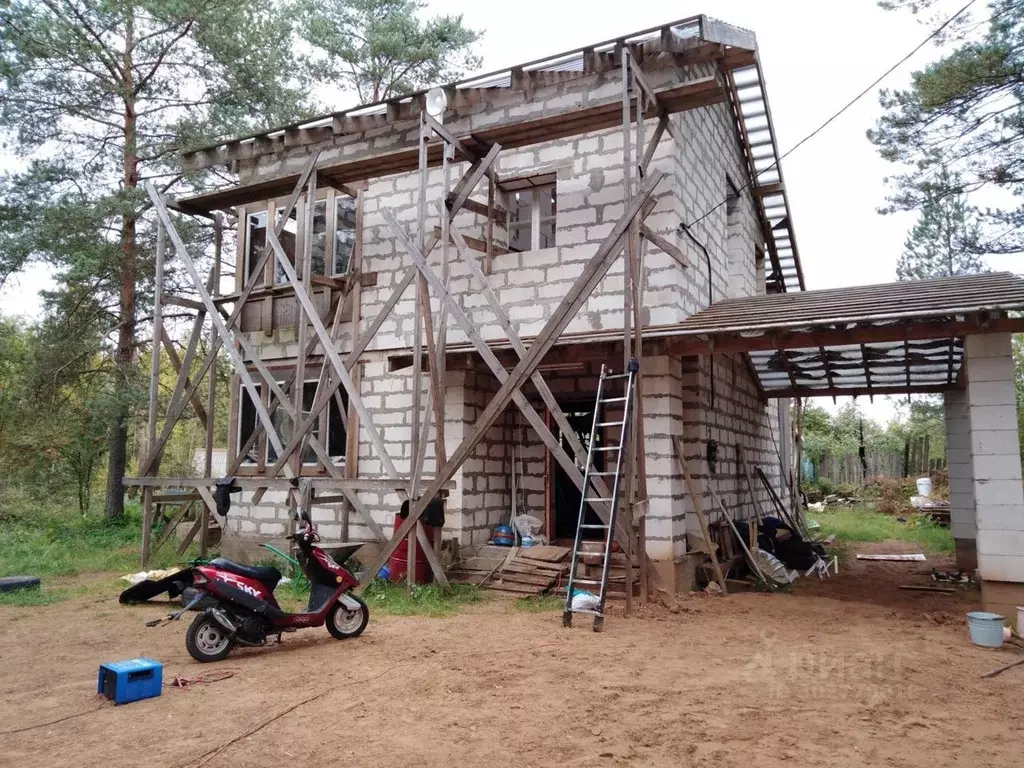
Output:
[176, 78, 724, 214]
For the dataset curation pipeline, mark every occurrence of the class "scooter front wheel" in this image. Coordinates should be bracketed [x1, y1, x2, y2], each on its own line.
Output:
[327, 595, 369, 639]
[185, 613, 234, 662]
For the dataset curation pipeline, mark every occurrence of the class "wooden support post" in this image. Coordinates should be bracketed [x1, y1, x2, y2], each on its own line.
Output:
[201, 214, 223, 556]
[362, 171, 668, 594]
[142, 219, 166, 565]
[485, 174, 495, 275]
[411, 115, 427, 499]
[674, 436, 727, 593]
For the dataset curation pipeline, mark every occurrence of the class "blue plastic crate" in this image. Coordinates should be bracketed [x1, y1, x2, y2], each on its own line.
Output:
[98, 658, 163, 704]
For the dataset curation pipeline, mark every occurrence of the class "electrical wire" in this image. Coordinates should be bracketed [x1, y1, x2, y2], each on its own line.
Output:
[0, 703, 106, 736]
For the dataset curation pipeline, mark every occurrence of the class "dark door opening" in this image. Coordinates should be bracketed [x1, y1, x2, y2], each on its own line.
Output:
[551, 403, 604, 542]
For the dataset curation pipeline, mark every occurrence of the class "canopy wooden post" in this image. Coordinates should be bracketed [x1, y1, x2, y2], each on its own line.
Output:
[141, 217, 166, 566]
[674, 436, 727, 593]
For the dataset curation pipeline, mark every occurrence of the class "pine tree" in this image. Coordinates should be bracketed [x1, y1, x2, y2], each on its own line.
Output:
[896, 168, 988, 280]
[297, 0, 481, 103]
[870, 0, 1024, 256]
[0, 0, 313, 516]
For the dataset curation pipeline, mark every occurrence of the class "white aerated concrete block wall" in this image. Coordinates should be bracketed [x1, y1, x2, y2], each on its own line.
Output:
[944, 387, 977, 547]
[965, 334, 1024, 582]
[225, 59, 780, 559]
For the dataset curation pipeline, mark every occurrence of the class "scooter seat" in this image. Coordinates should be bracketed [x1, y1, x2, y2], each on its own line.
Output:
[210, 558, 282, 589]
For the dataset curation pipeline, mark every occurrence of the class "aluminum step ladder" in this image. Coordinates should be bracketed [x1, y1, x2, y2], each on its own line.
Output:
[562, 358, 639, 632]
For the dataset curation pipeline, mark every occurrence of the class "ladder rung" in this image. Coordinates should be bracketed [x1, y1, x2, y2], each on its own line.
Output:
[603, 373, 631, 380]
[596, 421, 623, 427]
[593, 446, 620, 452]
[571, 578, 603, 586]
[591, 471, 618, 476]
[584, 497, 612, 502]
[579, 524, 609, 529]
[568, 608, 603, 616]
[600, 397, 627, 403]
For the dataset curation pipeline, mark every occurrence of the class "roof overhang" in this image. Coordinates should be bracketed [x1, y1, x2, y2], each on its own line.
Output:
[386, 273, 1024, 400]
[664, 272, 1024, 399]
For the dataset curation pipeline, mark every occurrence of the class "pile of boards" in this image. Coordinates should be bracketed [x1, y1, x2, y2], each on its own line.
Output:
[448, 544, 570, 595]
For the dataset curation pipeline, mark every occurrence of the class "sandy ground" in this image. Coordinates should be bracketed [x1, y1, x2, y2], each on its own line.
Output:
[2, 543, 1023, 768]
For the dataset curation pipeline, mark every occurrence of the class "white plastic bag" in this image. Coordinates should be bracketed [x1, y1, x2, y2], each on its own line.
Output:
[513, 514, 544, 539]
[571, 589, 601, 611]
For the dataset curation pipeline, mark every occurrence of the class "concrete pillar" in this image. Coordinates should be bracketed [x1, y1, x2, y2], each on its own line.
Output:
[964, 334, 1024, 627]
[944, 387, 977, 571]
[641, 354, 687, 590]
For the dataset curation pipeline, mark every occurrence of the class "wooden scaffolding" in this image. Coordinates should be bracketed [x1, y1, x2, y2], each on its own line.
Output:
[127, 16, 776, 608]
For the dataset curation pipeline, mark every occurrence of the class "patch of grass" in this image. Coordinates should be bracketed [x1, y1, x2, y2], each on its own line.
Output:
[513, 595, 562, 613]
[271, 575, 484, 617]
[362, 581, 483, 617]
[0, 503, 196, 579]
[0, 584, 65, 606]
[813, 506, 954, 553]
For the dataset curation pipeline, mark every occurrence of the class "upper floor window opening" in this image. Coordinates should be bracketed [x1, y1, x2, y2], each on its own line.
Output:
[503, 173, 556, 252]
[243, 190, 358, 288]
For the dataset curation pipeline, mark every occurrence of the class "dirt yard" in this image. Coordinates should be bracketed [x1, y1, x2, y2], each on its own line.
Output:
[2, 544, 1023, 768]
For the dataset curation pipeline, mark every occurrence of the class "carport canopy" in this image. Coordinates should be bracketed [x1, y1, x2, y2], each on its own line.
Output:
[664, 272, 1024, 399]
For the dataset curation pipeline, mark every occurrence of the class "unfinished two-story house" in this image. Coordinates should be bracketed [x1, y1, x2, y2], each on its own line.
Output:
[141, 15, 800, 596]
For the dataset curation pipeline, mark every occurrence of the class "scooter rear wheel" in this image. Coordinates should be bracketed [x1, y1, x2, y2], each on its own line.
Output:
[327, 595, 369, 639]
[186, 613, 234, 663]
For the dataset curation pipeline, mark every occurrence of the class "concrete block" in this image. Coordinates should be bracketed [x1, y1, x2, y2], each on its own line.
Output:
[978, 528, 1024, 557]
[978, 553, 1024, 582]
[975, 454, 1023, 482]
[968, 404, 1019, 432]
[976, 504, 1024, 531]
[966, 379, 1018, 407]
[967, 355, 1014, 384]
[972, 429, 1021, 457]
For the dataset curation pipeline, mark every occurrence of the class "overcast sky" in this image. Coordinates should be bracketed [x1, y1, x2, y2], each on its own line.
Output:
[0, 0, 1002, 422]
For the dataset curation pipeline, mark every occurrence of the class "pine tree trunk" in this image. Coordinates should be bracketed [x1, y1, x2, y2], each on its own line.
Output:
[104, 13, 137, 519]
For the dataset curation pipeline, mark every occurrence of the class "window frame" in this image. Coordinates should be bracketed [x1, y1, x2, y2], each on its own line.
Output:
[236, 375, 348, 468]
[501, 173, 557, 253]
[241, 189, 358, 289]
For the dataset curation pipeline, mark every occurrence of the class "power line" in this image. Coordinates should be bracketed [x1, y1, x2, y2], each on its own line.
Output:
[686, 0, 981, 231]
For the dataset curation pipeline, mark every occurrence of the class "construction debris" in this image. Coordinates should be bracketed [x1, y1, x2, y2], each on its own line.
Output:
[856, 553, 927, 562]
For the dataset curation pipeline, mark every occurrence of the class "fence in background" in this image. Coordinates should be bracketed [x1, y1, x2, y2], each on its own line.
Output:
[810, 437, 945, 486]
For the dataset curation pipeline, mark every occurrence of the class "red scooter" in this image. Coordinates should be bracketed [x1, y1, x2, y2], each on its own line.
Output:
[154, 483, 370, 663]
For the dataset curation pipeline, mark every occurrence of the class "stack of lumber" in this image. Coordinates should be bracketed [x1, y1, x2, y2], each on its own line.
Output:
[447, 544, 571, 596]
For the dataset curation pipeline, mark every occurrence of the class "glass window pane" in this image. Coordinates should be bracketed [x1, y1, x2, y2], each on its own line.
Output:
[328, 388, 348, 458]
[238, 384, 261, 464]
[539, 218, 555, 249]
[310, 200, 328, 276]
[537, 184, 556, 218]
[246, 212, 267, 286]
[274, 208, 299, 284]
[334, 195, 357, 275]
[508, 189, 533, 252]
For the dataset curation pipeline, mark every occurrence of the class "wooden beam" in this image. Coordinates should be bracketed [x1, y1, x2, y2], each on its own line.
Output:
[447, 143, 502, 220]
[159, 325, 209, 428]
[433, 227, 510, 257]
[640, 224, 689, 268]
[674, 437, 727, 594]
[177, 78, 724, 212]
[666, 316, 1024, 356]
[860, 342, 874, 402]
[356, 169, 667, 593]
[124, 476, 455, 490]
[762, 383, 954, 400]
[446, 214, 627, 529]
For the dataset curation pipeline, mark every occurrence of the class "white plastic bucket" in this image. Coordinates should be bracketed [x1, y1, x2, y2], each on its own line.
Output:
[916, 477, 933, 498]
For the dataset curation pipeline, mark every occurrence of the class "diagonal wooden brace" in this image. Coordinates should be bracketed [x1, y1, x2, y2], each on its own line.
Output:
[356, 169, 667, 592]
